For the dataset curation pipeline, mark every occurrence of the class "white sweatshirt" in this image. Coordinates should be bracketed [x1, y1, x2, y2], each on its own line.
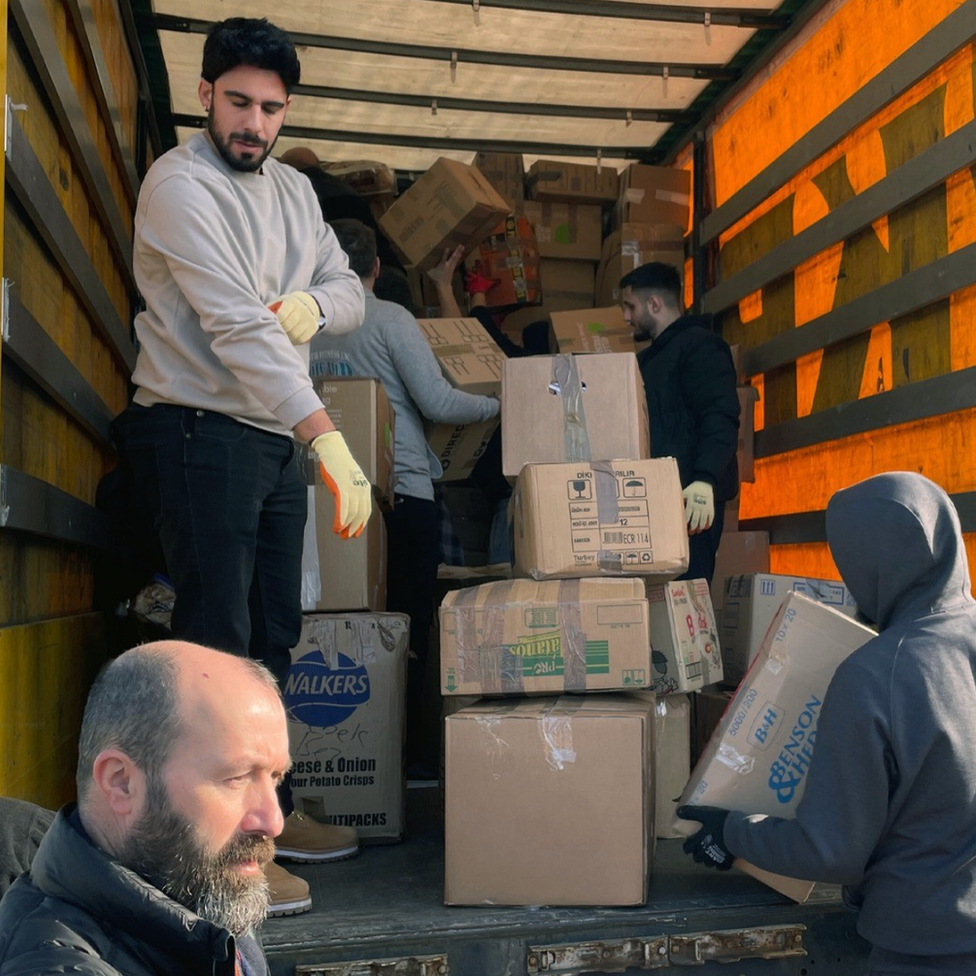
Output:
[131, 132, 365, 435]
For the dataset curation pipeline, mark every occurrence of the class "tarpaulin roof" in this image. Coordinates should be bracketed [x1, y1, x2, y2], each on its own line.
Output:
[142, 0, 809, 173]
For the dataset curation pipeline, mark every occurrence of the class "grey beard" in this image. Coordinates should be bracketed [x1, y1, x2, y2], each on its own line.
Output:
[195, 872, 271, 936]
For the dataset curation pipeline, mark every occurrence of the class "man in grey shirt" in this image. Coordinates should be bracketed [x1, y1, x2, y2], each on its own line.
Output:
[311, 219, 499, 775]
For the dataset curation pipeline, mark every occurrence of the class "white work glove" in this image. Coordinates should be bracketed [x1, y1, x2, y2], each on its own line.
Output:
[683, 480, 715, 535]
[268, 291, 321, 345]
[311, 431, 372, 539]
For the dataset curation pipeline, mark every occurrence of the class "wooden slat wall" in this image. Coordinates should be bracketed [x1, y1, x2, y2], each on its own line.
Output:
[0, 0, 144, 805]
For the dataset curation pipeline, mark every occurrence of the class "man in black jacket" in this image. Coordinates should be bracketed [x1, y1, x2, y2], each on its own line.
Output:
[621, 262, 740, 583]
[0, 641, 291, 976]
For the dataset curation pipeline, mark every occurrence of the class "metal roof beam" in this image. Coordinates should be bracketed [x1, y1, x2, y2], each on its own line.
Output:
[154, 15, 737, 79]
[421, 0, 789, 29]
[171, 113, 650, 158]
[291, 84, 695, 124]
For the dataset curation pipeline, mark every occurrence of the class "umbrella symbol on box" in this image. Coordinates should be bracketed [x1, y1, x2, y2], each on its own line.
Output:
[623, 479, 646, 497]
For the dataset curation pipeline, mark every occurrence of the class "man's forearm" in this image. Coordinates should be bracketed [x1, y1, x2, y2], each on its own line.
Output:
[294, 408, 336, 443]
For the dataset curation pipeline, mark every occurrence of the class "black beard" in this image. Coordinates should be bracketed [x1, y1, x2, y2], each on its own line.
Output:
[207, 105, 274, 173]
[117, 777, 274, 936]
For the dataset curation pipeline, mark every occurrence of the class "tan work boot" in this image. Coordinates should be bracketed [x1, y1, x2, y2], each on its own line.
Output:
[263, 861, 312, 917]
[275, 810, 360, 863]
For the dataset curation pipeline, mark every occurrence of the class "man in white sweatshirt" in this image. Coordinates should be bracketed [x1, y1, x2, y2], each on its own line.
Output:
[114, 18, 368, 872]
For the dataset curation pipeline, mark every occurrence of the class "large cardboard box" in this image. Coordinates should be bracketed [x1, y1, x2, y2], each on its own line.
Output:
[526, 160, 620, 204]
[445, 696, 654, 906]
[721, 573, 858, 687]
[473, 151, 525, 209]
[283, 613, 410, 842]
[312, 377, 395, 509]
[646, 578, 722, 695]
[323, 159, 396, 197]
[691, 687, 734, 766]
[615, 165, 692, 229]
[548, 305, 635, 355]
[501, 352, 649, 477]
[439, 577, 651, 696]
[416, 317, 504, 481]
[378, 158, 510, 270]
[520, 201, 602, 260]
[710, 531, 771, 612]
[301, 491, 387, 612]
[680, 593, 875, 900]
[512, 459, 689, 581]
[653, 693, 692, 839]
[464, 214, 542, 309]
[540, 259, 597, 312]
[596, 223, 685, 306]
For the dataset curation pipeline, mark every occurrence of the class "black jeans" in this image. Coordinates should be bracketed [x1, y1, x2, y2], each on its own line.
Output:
[114, 404, 306, 687]
[384, 493, 441, 765]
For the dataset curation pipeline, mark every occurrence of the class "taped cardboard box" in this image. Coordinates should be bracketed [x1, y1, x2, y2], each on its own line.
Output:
[540, 259, 597, 312]
[710, 531, 770, 613]
[646, 578, 722, 695]
[323, 159, 396, 197]
[312, 377, 395, 509]
[439, 577, 651, 696]
[301, 490, 387, 612]
[596, 223, 686, 306]
[501, 352, 649, 477]
[464, 214, 542, 309]
[519, 201, 603, 260]
[653, 693, 692, 839]
[378, 158, 510, 271]
[512, 459, 688, 581]
[284, 613, 409, 842]
[680, 592, 875, 900]
[721, 573, 858, 687]
[472, 151, 525, 209]
[615, 165, 692, 229]
[548, 305, 635, 354]
[690, 687, 734, 766]
[526, 159, 620, 204]
[445, 695, 654, 906]
[416, 317, 504, 481]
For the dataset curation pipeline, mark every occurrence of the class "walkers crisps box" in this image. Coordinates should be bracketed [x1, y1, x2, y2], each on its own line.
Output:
[512, 459, 688, 581]
[679, 593, 875, 900]
[721, 573, 858, 686]
[520, 201, 603, 260]
[501, 353, 649, 477]
[285, 613, 409, 842]
[548, 306, 636, 355]
[416, 317, 504, 481]
[646, 578, 722, 695]
[379, 157, 511, 270]
[439, 577, 651, 696]
[445, 695, 654, 905]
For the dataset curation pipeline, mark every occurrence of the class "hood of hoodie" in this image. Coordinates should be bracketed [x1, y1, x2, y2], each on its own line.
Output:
[825, 472, 972, 630]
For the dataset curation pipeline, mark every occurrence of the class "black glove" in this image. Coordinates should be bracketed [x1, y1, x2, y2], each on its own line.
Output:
[676, 805, 734, 871]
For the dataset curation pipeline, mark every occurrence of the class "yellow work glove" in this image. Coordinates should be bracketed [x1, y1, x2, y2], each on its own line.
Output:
[268, 291, 320, 345]
[682, 480, 715, 535]
[311, 431, 372, 539]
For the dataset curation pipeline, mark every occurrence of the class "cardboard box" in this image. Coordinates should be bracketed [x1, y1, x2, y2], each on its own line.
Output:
[540, 259, 597, 312]
[301, 490, 387, 612]
[284, 613, 410, 842]
[738, 384, 759, 484]
[519, 201, 602, 260]
[653, 693, 691, 839]
[473, 151, 525, 209]
[646, 578, 722, 695]
[691, 687, 734, 766]
[548, 305, 635, 355]
[721, 573, 858, 687]
[711, 531, 771, 612]
[378, 158, 510, 270]
[464, 214, 542, 309]
[615, 165, 692, 229]
[501, 352, 649, 477]
[445, 695, 654, 905]
[323, 159, 396, 197]
[312, 377, 396, 509]
[416, 317, 504, 481]
[527, 160, 620, 204]
[439, 577, 651, 696]
[512, 459, 689, 581]
[680, 592, 876, 900]
[596, 223, 685, 307]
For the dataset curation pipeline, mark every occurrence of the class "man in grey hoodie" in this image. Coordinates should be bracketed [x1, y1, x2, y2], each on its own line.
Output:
[310, 219, 499, 775]
[678, 471, 976, 974]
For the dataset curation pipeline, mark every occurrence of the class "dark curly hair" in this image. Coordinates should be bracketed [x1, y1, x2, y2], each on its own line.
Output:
[201, 18, 301, 93]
